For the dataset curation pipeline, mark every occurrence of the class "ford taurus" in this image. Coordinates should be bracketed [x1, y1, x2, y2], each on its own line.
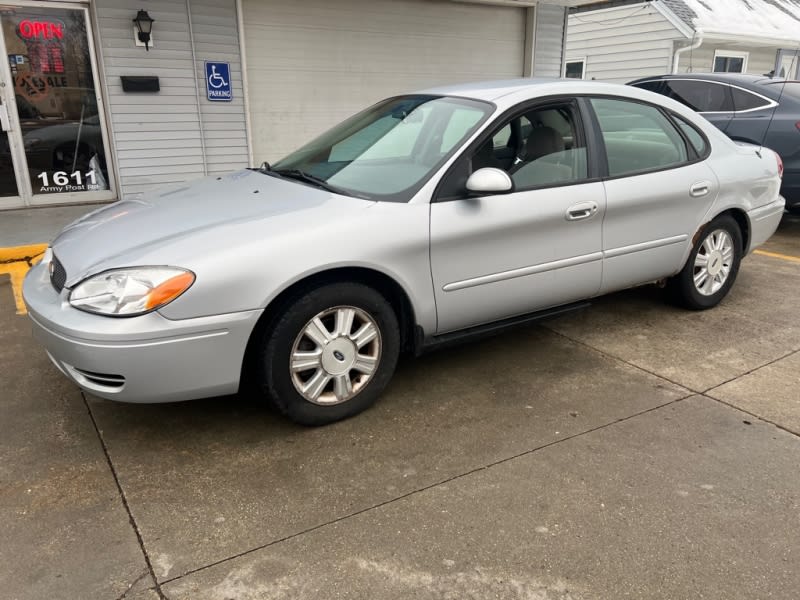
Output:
[23, 79, 785, 425]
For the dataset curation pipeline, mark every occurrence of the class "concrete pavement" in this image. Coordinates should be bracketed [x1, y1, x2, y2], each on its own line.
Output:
[0, 213, 798, 599]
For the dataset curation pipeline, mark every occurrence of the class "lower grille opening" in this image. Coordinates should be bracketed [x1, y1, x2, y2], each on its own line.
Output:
[72, 368, 126, 388]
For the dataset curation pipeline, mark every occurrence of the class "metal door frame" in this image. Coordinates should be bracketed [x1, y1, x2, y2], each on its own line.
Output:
[0, 0, 116, 209]
[776, 49, 800, 80]
[0, 23, 28, 209]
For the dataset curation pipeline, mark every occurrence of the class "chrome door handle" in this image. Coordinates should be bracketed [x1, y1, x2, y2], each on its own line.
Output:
[566, 201, 598, 221]
[0, 104, 9, 132]
[689, 181, 711, 197]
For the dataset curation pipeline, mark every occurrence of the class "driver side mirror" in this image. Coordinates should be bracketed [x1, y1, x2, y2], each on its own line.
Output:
[465, 167, 514, 196]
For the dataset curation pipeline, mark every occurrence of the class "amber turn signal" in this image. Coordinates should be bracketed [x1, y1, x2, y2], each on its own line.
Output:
[145, 271, 196, 310]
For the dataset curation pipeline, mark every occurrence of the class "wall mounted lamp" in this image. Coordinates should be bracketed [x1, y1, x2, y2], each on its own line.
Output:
[133, 10, 154, 51]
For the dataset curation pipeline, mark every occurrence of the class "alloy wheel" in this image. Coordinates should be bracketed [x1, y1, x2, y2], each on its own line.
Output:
[289, 306, 382, 405]
[693, 228, 734, 296]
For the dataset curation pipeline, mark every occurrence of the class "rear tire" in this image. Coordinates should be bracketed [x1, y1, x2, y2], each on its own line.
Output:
[255, 282, 400, 426]
[667, 214, 742, 310]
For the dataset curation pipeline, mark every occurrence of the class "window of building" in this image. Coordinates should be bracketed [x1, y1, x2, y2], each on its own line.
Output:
[564, 59, 585, 79]
[713, 51, 748, 73]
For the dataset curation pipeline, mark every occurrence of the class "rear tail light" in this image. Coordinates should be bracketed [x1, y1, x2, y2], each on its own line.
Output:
[796, 121, 800, 131]
[776, 151, 784, 179]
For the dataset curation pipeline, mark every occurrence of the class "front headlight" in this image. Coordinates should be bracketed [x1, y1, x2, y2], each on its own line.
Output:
[69, 267, 195, 316]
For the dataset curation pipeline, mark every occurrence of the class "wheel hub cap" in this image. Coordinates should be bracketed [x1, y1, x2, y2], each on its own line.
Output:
[707, 250, 724, 276]
[321, 339, 356, 375]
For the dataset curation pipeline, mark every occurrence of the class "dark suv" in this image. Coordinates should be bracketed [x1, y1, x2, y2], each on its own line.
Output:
[629, 74, 800, 212]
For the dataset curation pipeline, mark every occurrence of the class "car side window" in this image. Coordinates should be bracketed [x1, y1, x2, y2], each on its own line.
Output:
[471, 104, 588, 190]
[731, 87, 771, 112]
[590, 97, 689, 178]
[663, 80, 733, 112]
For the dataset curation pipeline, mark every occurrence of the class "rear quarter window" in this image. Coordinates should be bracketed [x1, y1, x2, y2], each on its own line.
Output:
[731, 87, 772, 111]
[671, 114, 709, 157]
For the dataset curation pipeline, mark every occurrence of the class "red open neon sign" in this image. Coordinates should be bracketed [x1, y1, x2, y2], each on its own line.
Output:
[17, 19, 64, 40]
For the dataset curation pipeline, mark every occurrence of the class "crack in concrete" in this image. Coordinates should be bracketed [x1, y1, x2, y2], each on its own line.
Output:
[546, 325, 800, 440]
[702, 348, 800, 438]
[542, 324, 697, 394]
[114, 570, 151, 600]
[82, 392, 168, 600]
[702, 347, 800, 396]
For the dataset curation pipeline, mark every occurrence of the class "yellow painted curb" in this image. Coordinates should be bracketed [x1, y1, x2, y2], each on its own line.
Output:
[753, 249, 800, 264]
[0, 244, 48, 315]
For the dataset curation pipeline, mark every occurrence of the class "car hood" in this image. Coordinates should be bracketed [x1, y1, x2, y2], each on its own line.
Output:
[51, 169, 374, 286]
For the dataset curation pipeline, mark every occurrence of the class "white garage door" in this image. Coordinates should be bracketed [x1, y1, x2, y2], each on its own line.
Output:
[243, 0, 526, 163]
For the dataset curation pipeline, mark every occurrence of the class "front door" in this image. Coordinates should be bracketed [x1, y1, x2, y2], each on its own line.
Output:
[430, 100, 605, 334]
[0, 2, 115, 209]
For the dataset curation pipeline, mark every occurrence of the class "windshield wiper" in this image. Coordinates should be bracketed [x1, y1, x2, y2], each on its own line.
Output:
[272, 168, 354, 197]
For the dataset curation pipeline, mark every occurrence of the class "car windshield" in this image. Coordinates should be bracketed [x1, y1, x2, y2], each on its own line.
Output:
[765, 81, 800, 102]
[271, 95, 493, 202]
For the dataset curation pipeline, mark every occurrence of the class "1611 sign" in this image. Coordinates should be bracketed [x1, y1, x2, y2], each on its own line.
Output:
[37, 170, 102, 192]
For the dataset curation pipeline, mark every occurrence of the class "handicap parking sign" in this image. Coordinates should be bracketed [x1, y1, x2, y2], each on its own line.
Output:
[205, 61, 232, 102]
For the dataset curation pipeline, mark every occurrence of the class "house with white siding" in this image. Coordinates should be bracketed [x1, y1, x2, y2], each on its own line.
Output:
[564, 0, 800, 83]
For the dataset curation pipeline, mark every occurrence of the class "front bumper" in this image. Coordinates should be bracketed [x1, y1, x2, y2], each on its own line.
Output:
[23, 259, 262, 403]
[746, 196, 786, 254]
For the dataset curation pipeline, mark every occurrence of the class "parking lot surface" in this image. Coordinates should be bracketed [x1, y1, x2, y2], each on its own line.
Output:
[1, 214, 799, 599]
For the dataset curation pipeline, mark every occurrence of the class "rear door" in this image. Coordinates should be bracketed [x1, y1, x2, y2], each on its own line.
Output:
[588, 97, 719, 294]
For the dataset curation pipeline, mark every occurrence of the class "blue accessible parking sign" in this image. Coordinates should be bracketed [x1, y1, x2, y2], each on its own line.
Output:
[205, 61, 232, 102]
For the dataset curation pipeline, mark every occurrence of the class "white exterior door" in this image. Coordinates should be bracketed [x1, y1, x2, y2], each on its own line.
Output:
[242, 0, 527, 164]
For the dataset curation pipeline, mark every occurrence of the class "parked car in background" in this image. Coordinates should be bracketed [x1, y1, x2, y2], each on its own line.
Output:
[628, 74, 800, 213]
[24, 79, 784, 426]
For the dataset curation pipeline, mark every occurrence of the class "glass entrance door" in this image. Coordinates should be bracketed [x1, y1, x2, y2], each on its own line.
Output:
[0, 2, 115, 208]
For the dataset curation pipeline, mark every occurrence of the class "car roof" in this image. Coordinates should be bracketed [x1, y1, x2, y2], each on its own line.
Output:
[629, 72, 782, 86]
[628, 73, 800, 103]
[418, 77, 657, 104]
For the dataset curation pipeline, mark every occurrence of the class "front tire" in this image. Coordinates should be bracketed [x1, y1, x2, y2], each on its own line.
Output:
[256, 282, 400, 426]
[667, 214, 742, 310]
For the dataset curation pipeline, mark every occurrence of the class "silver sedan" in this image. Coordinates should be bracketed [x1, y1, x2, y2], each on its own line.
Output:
[24, 79, 785, 425]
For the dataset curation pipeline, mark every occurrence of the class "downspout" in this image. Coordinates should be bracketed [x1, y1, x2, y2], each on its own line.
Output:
[560, 7, 569, 77]
[186, 0, 208, 176]
[672, 30, 703, 73]
[236, 0, 254, 166]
